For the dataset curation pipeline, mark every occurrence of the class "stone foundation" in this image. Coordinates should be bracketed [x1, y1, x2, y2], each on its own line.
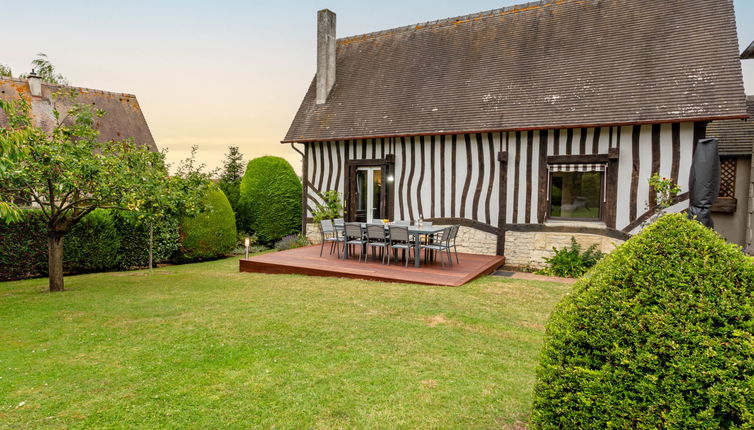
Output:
[305, 223, 322, 244]
[305, 222, 623, 269]
[503, 231, 622, 270]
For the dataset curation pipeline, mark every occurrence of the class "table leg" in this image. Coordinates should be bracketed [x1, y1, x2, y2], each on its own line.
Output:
[414, 234, 421, 268]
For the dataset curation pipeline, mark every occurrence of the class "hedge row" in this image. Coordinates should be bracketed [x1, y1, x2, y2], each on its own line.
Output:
[1, 188, 239, 282]
[0, 209, 180, 281]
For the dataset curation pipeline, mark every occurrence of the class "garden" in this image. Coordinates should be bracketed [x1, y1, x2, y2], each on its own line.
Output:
[2, 68, 754, 428]
[0, 259, 569, 429]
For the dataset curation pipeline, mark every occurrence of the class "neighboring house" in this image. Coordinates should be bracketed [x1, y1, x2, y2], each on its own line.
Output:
[284, 0, 749, 267]
[0, 74, 157, 152]
[707, 96, 754, 250]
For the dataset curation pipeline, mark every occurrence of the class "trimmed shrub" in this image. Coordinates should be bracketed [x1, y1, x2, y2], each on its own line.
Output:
[112, 211, 180, 269]
[0, 210, 48, 281]
[532, 214, 754, 429]
[64, 209, 121, 273]
[176, 187, 237, 261]
[238, 156, 301, 245]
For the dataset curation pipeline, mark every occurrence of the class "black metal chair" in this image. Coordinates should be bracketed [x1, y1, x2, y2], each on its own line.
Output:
[366, 224, 388, 264]
[387, 225, 415, 267]
[344, 223, 367, 261]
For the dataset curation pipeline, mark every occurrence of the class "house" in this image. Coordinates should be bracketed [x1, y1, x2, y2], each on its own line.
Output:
[283, 0, 749, 267]
[0, 73, 157, 152]
[707, 96, 754, 251]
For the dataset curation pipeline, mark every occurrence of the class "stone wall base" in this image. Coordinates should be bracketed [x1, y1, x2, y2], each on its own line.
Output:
[304, 222, 623, 269]
[503, 231, 622, 270]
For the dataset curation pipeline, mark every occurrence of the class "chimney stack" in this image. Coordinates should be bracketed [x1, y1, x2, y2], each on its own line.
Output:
[316, 9, 336, 105]
[28, 69, 42, 97]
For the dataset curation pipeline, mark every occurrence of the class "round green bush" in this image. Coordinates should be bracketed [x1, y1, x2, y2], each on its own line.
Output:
[177, 187, 237, 261]
[64, 209, 121, 273]
[532, 213, 754, 429]
[238, 156, 301, 244]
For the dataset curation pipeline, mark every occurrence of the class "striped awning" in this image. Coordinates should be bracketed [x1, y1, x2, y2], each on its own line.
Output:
[548, 163, 606, 173]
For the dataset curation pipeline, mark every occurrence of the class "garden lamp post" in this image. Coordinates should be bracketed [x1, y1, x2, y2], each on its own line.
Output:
[244, 237, 250, 259]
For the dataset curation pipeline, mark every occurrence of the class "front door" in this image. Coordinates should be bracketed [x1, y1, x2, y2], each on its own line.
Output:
[355, 167, 383, 223]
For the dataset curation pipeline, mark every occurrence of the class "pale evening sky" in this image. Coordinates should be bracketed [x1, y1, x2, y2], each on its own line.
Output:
[3, 1, 754, 174]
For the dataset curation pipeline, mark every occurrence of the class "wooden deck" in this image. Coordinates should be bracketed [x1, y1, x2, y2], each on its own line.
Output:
[239, 245, 505, 287]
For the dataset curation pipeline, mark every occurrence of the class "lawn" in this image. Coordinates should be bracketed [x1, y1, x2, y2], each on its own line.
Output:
[0, 257, 570, 429]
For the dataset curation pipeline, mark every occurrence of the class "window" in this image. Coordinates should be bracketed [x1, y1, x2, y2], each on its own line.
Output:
[719, 157, 736, 198]
[548, 165, 604, 220]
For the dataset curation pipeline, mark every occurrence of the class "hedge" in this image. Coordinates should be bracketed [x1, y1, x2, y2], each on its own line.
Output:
[0, 210, 48, 281]
[111, 211, 180, 269]
[531, 214, 754, 429]
[64, 209, 121, 273]
[238, 156, 301, 244]
[0, 209, 181, 280]
[175, 187, 237, 262]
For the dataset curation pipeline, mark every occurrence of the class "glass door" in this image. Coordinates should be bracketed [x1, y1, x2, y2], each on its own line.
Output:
[355, 167, 382, 223]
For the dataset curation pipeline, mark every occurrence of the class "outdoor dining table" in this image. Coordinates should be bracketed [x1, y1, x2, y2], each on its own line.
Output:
[337, 223, 445, 268]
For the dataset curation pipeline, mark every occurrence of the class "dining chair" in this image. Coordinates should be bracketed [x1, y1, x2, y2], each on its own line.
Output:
[420, 227, 453, 268]
[366, 224, 389, 264]
[387, 225, 414, 267]
[319, 219, 342, 257]
[344, 223, 367, 261]
[333, 218, 346, 242]
[449, 225, 461, 264]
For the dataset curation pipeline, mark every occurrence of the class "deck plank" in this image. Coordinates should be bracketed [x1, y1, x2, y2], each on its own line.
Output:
[239, 245, 505, 287]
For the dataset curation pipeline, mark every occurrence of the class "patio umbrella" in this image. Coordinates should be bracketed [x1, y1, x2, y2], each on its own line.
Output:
[687, 137, 720, 228]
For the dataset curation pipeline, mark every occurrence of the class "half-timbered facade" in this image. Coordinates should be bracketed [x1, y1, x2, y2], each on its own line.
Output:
[284, 0, 749, 267]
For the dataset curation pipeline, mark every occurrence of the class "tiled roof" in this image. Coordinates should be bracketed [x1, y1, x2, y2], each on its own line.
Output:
[707, 96, 754, 156]
[742, 40, 754, 60]
[284, 0, 748, 143]
[0, 77, 157, 152]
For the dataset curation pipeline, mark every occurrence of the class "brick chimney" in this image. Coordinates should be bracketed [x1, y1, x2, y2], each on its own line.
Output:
[28, 69, 42, 97]
[316, 9, 336, 105]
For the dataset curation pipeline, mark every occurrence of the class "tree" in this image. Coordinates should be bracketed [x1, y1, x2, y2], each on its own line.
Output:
[0, 92, 198, 292]
[238, 156, 301, 244]
[220, 146, 244, 184]
[125, 145, 213, 270]
[20, 53, 69, 85]
[218, 146, 244, 226]
[0, 64, 11, 78]
[0, 98, 23, 223]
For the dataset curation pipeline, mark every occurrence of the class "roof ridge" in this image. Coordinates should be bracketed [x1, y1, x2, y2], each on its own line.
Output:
[338, 0, 570, 45]
[0, 76, 136, 98]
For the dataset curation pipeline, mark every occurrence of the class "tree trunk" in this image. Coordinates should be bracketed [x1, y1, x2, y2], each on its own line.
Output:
[48, 231, 65, 292]
[149, 223, 154, 270]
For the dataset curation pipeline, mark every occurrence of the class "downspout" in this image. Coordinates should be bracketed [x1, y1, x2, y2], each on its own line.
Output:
[746, 139, 754, 255]
[292, 143, 307, 235]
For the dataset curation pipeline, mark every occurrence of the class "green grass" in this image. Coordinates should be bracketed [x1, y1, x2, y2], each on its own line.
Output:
[0, 257, 570, 429]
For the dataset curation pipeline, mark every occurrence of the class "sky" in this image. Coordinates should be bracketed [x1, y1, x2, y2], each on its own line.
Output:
[2, 0, 754, 175]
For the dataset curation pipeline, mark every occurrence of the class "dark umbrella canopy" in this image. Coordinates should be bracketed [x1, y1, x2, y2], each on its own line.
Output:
[687, 138, 720, 228]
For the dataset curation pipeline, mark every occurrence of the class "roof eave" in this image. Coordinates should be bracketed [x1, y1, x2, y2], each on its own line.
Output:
[281, 114, 750, 144]
[742, 40, 754, 59]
